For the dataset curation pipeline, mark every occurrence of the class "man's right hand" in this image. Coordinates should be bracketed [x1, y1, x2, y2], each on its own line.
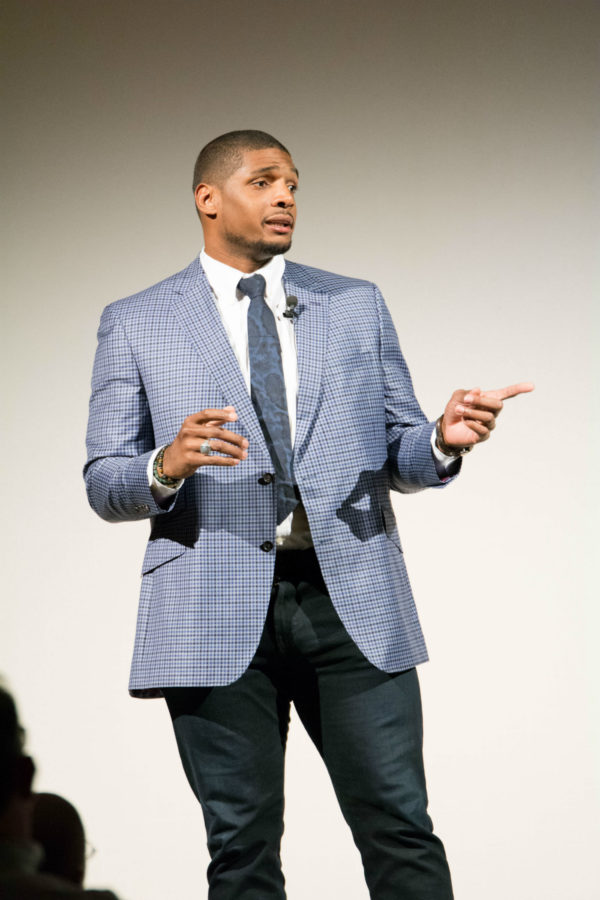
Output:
[162, 406, 248, 479]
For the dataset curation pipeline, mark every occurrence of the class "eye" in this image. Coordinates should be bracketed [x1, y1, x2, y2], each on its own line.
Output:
[288, 184, 298, 193]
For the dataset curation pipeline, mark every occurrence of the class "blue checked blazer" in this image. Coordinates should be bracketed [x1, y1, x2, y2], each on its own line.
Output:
[84, 256, 458, 696]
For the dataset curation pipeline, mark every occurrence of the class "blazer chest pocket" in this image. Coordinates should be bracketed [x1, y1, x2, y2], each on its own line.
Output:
[141, 538, 188, 575]
[327, 348, 377, 376]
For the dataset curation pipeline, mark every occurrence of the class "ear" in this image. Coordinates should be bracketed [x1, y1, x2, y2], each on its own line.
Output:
[195, 182, 219, 220]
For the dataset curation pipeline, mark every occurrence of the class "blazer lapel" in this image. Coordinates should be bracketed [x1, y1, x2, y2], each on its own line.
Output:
[284, 270, 329, 455]
[170, 262, 269, 455]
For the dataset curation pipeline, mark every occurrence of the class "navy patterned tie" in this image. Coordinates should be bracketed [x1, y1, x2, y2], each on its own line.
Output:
[239, 274, 298, 525]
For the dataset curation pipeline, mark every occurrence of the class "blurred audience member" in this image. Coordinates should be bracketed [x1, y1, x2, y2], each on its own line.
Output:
[33, 793, 86, 886]
[0, 683, 121, 899]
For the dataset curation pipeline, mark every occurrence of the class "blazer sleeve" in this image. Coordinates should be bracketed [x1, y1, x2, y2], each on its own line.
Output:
[83, 304, 180, 522]
[374, 285, 461, 493]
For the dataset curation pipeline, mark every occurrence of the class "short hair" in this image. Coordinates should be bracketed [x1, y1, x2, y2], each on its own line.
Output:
[192, 129, 290, 192]
[33, 793, 86, 886]
[0, 684, 25, 813]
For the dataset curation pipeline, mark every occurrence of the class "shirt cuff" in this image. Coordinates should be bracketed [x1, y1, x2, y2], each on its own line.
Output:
[430, 428, 461, 481]
[147, 447, 184, 503]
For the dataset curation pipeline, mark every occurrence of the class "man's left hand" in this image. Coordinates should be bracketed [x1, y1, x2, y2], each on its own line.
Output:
[441, 382, 535, 449]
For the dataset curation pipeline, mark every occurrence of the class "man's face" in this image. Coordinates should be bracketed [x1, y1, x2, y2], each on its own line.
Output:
[202, 147, 298, 265]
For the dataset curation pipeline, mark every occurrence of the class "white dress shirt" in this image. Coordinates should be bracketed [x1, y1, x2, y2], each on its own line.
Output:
[149, 250, 456, 549]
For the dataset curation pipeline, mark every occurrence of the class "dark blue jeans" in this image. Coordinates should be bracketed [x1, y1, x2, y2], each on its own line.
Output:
[163, 548, 453, 899]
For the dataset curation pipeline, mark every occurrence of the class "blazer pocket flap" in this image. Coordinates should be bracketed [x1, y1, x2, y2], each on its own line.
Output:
[141, 538, 188, 575]
[381, 506, 402, 551]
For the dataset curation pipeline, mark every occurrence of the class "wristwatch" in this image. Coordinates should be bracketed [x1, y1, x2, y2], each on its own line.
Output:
[435, 416, 473, 458]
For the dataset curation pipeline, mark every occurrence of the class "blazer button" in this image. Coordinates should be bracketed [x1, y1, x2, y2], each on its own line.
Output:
[258, 473, 274, 485]
[260, 541, 274, 553]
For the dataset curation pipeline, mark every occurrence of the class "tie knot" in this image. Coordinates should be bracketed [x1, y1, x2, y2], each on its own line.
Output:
[238, 274, 266, 304]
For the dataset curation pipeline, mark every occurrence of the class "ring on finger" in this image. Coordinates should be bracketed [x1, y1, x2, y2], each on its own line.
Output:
[199, 440, 213, 456]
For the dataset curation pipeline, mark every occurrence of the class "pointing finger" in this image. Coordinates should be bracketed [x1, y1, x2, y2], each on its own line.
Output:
[485, 382, 535, 401]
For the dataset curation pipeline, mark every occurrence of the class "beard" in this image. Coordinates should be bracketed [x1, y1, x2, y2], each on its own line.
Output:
[223, 227, 292, 261]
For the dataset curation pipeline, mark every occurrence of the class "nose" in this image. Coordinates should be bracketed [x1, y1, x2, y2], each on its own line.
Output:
[272, 182, 295, 208]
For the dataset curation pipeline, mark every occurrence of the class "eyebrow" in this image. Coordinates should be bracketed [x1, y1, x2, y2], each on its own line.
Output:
[249, 165, 300, 178]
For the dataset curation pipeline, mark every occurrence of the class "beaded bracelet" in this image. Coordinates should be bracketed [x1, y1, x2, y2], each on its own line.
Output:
[153, 445, 182, 488]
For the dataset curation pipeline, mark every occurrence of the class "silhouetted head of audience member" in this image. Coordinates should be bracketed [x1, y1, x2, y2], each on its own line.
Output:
[32, 793, 86, 886]
[0, 683, 120, 900]
[0, 684, 35, 843]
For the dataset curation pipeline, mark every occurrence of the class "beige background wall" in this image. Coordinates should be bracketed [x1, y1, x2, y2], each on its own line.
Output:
[2, 1, 598, 898]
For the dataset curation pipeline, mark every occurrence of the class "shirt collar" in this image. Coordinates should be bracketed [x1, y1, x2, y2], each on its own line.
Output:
[200, 249, 285, 309]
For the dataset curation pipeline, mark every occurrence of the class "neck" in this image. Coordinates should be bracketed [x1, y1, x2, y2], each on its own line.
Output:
[203, 243, 272, 274]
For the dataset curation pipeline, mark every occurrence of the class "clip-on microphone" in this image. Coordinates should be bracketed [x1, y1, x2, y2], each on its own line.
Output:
[283, 296, 298, 319]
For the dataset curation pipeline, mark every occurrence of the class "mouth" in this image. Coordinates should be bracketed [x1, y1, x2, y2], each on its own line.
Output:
[264, 215, 294, 235]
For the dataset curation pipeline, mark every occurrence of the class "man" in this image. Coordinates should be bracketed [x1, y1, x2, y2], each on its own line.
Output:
[84, 130, 533, 898]
[0, 684, 120, 899]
